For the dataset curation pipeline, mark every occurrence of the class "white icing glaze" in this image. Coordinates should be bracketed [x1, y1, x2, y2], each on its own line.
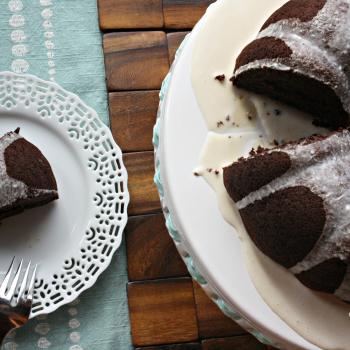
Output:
[197, 132, 350, 350]
[249, 94, 327, 143]
[190, 0, 350, 348]
[235, 0, 350, 115]
[0, 131, 56, 210]
[195, 132, 265, 229]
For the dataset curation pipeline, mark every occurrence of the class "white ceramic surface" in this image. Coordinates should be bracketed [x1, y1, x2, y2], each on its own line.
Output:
[158, 4, 322, 349]
[0, 72, 129, 317]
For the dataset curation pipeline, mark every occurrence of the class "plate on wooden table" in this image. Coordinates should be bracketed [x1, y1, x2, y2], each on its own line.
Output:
[152, 0, 346, 349]
[0, 71, 129, 317]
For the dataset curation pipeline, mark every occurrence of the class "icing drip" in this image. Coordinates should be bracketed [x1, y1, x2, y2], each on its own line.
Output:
[191, 0, 350, 346]
[235, 0, 350, 114]
[236, 130, 350, 277]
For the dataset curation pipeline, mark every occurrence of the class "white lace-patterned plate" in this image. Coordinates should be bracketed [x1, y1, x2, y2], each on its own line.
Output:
[0, 71, 129, 317]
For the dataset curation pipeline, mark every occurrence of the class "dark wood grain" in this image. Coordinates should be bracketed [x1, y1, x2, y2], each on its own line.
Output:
[109, 91, 159, 152]
[202, 336, 267, 350]
[123, 151, 161, 215]
[193, 281, 246, 338]
[104, 32, 169, 91]
[98, 2, 274, 350]
[128, 278, 199, 346]
[167, 32, 189, 64]
[98, 0, 164, 30]
[163, 0, 215, 29]
[126, 213, 189, 281]
[136, 343, 201, 350]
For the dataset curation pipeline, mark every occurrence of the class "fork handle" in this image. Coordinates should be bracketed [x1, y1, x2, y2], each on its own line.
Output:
[0, 315, 15, 345]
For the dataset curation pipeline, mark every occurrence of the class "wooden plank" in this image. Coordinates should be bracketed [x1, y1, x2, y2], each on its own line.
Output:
[98, 0, 164, 30]
[193, 281, 246, 338]
[167, 32, 189, 64]
[128, 278, 199, 347]
[123, 151, 161, 216]
[104, 31, 169, 91]
[126, 214, 189, 281]
[202, 336, 267, 350]
[136, 343, 201, 350]
[109, 91, 159, 152]
[163, 0, 215, 29]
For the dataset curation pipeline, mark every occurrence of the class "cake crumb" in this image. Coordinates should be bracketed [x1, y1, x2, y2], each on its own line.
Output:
[273, 139, 279, 146]
[207, 168, 213, 173]
[214, 170, 219, 175]
[256, 146, 265, 154]
[193, 172, 200, 177]
[226, 115, 230, 122]
[228, 136, 232, 139]
[274, 109, 282, 116]
[215, 74, 225, 82]
[217, 121, 224, 128]
[250, 146, 266, 156]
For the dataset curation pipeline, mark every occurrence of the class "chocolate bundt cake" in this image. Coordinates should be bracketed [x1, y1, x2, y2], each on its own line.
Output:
[0, 129, 58, 220]
[232, 0, 350, 128]
[223, 129, 350, 299]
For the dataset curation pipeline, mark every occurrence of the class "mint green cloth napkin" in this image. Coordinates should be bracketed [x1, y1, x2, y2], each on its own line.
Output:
[0, 1, 132, 349]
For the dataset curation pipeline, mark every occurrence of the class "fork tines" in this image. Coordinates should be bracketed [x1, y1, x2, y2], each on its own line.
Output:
[0, 257, 37, 304]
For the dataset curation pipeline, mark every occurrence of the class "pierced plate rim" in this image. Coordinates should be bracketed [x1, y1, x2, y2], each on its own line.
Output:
[0, 71, 129, 317]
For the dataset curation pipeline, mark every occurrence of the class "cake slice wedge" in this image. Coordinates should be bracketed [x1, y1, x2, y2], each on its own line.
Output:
[231, 0, 350, 128]
[0, 128, 58, 220]
[223, 129, 350, 299]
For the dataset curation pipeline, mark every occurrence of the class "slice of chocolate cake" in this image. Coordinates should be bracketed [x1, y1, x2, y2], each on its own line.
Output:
[232, 0, 350, 128]
[223, 129, 350, 299]
[0, 128, 58, 220]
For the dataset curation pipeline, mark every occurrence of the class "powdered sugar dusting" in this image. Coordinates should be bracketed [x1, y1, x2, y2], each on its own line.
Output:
[236, 130, 350, 276]
[235, 0, 350, 114]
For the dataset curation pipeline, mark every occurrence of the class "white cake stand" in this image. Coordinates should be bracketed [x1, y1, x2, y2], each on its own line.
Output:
[153, 3, 321, 349]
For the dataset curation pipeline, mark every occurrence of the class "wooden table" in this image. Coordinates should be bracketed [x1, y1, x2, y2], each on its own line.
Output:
[98, 1, 277, 349]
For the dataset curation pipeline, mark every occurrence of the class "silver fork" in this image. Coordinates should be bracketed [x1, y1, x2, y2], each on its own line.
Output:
[0, 257, 37, 344]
